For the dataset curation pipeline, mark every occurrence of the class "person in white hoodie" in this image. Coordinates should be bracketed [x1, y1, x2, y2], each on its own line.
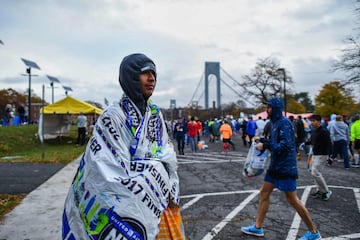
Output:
[329, 115, 350, 168]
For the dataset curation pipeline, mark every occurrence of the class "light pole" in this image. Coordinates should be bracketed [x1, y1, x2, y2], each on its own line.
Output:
[277, 68, 286, 116]
[47, 75, 60, 104]
[20, 58, 41, 124]
[62, 85, 73, 96]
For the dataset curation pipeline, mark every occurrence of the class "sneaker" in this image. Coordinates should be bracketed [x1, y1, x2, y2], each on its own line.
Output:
[351, 163, 360, 168]
[327, 158, 333, 166]
[298, 231, 321, 240]
[241, 224, 264, 237]
[321, 190, 332, 201]
[311, 190, 320, 198]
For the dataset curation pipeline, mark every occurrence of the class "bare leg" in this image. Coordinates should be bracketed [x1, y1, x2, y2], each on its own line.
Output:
[255, 182, 274, 228]
[285, 191, 317, 233]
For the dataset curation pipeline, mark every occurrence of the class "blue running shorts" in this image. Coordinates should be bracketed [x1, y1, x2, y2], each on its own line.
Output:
[264, 172, 297, 192]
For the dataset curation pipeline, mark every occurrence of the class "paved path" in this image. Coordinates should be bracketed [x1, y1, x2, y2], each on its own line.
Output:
[0, 158, 79, 240]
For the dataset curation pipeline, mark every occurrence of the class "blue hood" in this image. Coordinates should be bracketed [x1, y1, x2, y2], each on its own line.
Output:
[266, 97, 284, 122]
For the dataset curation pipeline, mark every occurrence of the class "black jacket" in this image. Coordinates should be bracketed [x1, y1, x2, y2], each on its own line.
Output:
[310, 125, 331, 155]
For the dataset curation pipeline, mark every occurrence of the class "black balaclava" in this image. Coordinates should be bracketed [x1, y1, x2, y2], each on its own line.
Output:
[119, 53, 157, 115]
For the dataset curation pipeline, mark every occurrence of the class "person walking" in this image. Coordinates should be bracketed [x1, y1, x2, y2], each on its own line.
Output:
[295, 115, 306, 160]
[187, 116, 200, 153]
[245, 116, 257, 146]
[17, 103, 26, 124]
[241, 98, 321, 240]
[174, 116, 186, 155]
[307, 114, 332, 200]
[350, 114, 360, 167]
[219, 119, 235, 150]
[329, 115, 350, 168]
[76, 112, 87, 146]
[212, 118, 221, 142]
[62, 53, 183, 240]
[241, 118, 248, 147]
[255, 116, 266, 137]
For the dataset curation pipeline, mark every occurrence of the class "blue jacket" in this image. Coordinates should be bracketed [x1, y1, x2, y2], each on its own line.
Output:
[262, 98, 298, 179]
[245, 120, 257, 136]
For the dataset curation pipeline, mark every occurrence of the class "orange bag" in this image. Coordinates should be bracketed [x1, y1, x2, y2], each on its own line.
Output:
[156, 206, 185, 240]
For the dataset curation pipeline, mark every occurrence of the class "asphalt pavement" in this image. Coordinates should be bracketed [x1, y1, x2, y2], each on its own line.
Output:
[0, 134, 359, 240]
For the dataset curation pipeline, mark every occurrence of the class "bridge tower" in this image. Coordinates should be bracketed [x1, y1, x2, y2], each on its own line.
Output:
[204, 62, 221, 109]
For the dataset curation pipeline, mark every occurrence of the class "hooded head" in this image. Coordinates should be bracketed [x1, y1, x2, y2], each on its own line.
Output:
[119, 53, 157, 115]
[330, 113, 336, 122]
[264, 97, 284, 121]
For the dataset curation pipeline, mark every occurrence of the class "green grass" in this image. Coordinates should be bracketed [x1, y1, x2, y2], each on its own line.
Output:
[0, 124, 87, 220]
[0, 194, 26, 224]
[0, 125, 86, 163]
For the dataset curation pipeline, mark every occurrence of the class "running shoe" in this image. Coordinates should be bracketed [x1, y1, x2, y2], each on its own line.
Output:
[311, 190, 320, 198]
[298, 231, 321, 240]
[327, 157, 333, 166]
[321, 190, 332, 201]
[241, 224, 264, 237]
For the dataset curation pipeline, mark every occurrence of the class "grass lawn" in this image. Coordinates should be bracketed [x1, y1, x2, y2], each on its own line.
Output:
[0, 124, 87, 221]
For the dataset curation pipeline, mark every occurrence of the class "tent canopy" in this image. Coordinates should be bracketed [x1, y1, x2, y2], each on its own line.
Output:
[38, 96, 103, 141]
[41, 96, 103, 115]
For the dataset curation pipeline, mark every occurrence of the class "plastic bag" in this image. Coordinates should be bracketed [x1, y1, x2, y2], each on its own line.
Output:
[243, 141, 268, 178]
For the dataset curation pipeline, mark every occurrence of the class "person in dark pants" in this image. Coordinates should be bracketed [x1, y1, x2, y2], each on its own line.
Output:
[174, 117, 186, 155]
[241, 118, 248, 147]
[295, 115, 306, 160]
[329, 115, 350, 168]
[76, 112, 87, 146]
[17, 104, 26, 124]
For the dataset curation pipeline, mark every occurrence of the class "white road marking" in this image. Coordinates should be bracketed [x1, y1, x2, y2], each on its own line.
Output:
[354, 188, 360, 213]
[180, 185, 359, 240]
[322, 233, 360, 239]
[201, 191, 259, 240]
[181, 195, 203, 211]
[286, 186, 312, 240]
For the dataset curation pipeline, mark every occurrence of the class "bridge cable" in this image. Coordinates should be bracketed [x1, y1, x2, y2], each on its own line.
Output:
[220, 67, 248, 92]
[188, 71, 204, 106]
[220, 78, 256, 107]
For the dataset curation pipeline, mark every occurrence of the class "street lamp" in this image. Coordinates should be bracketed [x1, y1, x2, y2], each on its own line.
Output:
[46, 75, 60, 104]
[20, 58, 41, 124]
[277, 68, 287, 116]
[62, 85, 73, 96]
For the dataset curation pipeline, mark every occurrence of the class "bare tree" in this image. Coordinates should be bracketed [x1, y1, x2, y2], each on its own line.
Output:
[332, 1, 360, 86]
[240, 57, 292, 104]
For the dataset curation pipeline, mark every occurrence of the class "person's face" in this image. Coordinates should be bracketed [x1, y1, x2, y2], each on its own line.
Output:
[266, 105, 272, 116]
[310, 119, 320, 128]
[139, 71, 156, 98]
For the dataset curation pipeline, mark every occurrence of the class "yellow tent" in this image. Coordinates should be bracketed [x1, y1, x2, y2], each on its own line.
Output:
[41, 96, 103, 115]
[38, 96, 103, 141]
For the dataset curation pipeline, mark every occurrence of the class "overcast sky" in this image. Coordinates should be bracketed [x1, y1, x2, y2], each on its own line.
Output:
[0, 0, 357, 109]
